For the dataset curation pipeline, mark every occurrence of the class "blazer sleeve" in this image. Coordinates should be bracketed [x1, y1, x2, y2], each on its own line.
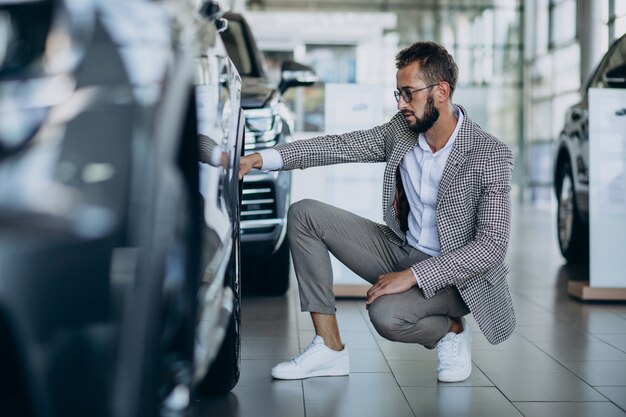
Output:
[273, 113, 407, 170]
[410, 141, 514, 298]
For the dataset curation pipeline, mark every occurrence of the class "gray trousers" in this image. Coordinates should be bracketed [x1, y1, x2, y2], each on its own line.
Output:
[288, 199, 469, 349]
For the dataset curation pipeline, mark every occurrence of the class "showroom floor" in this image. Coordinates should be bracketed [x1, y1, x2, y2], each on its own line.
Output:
[192, 204, 626, 417]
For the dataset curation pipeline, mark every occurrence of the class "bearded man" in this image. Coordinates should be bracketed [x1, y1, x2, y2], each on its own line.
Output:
[239, 41, 516, 383]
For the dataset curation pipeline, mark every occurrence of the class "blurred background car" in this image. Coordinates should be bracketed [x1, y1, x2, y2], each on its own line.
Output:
[220, 11, 317, 295]
[553, 33, 626, 262]
[0, 1, 243, 417]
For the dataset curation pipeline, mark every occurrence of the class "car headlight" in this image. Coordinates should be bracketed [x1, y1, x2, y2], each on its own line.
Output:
[244, 108, 282, 151]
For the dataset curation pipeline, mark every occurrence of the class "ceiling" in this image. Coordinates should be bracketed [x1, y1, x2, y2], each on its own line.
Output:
[244, 0, 523, 48]
[248, 0, 522, 12]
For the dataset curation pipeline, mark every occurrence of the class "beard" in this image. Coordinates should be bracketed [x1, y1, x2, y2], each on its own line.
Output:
[403, 94, 440, 133]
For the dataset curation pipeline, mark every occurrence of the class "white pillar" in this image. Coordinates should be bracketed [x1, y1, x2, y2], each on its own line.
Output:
[579, 0, 604, 84]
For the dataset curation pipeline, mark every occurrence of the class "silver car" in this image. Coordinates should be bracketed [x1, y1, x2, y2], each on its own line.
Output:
[0, 1, 243, 416]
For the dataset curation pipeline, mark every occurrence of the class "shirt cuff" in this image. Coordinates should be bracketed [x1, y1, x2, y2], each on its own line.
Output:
[258, 149, 284, 171]
[410, 268, 423, 288]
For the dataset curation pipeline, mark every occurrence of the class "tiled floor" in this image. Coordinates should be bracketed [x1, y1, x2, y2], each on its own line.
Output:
[193, 204, 626, 417]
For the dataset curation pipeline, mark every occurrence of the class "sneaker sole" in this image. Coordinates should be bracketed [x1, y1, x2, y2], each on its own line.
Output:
[437, 368, 472, 383]
[271, 367, 350, 380]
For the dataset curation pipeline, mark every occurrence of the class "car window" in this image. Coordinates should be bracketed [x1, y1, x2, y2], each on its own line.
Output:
[590, 35, 626, 88]
[221, 19, 254, 77]
[607, 36, 626, 71]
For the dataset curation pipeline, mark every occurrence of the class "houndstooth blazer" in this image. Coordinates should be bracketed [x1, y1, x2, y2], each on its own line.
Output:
[274, 105, 515, 345]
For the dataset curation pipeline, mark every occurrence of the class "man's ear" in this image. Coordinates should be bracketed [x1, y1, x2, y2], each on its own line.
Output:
[436, 82, 451, 103]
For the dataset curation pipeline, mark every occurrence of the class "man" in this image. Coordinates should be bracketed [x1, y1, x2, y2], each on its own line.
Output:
[239, 41, 515, 383]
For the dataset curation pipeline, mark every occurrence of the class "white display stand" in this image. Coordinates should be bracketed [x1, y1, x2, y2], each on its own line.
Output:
[569, 88, 626, 300]
[291, 83, 385, 298]
[327, 84, 386, 297]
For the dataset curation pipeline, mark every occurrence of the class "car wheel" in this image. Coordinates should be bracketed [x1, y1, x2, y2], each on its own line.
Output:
[196, 231, 241, 395]
[556, 162, 589, 262]
[242, 237, 291, 296]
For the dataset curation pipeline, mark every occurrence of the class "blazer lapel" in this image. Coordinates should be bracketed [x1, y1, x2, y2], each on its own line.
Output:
[384, 129, 418, 237]
[436, 144, 465, 204]
[436, 107, 474, 204]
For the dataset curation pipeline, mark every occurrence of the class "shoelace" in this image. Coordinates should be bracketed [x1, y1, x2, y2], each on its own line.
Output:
[292, 341, 321, 364]
[437, 336, 459, 366]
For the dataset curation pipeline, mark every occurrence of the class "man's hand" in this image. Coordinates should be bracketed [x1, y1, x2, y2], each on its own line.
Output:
[239, 153, 263, 179]
[366, 269, 417, 307]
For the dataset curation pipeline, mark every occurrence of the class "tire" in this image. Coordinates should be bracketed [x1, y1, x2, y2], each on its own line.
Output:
[556, 162, 589, 262]
[242, 237, 291, 296]
[196, 233, 242, 395]
[112, 186, 194, 417]
[112, 97, 200, 417]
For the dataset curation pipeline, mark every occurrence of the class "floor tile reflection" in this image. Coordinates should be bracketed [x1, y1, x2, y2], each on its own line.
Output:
[191, 204, 626, 417]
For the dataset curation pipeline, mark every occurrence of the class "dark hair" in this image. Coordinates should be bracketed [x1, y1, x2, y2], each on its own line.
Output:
[395, 41, 458, 97]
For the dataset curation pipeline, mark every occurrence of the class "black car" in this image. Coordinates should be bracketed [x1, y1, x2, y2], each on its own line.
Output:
[220, 12, 317, 295]
[0, 1, 243, 416]
[553, 33, 626, 262]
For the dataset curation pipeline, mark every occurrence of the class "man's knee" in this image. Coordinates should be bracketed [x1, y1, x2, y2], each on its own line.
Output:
[368, 296, 431, 345]
[288, 199, 315, 222]
[368, 297, 406, 341]
[288, 199, 323, 235]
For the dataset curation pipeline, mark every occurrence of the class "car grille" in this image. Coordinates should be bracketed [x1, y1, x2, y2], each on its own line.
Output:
[244, 133, 277, 152]
[241, 180, 279, 234]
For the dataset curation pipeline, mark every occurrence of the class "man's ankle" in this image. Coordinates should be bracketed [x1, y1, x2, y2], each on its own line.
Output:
[322, 339, 344, 351]
[449, 317, 463, 334]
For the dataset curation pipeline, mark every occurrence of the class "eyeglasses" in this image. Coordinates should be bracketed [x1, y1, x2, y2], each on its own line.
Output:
[393, 84, 438, 103]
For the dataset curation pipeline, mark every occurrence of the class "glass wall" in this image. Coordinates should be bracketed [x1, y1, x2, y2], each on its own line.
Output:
[245, 0, 626, 203]
[248, 0, 524, 190]
[524, 0, 626, 206]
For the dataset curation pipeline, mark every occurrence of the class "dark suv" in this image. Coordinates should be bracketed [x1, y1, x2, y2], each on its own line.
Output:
[553, 33, 626, 262]
[220, 12, 317, 295]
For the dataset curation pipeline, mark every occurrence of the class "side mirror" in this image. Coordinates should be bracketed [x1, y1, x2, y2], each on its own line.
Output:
[604, 63, 626, 88]
[199, 1, 224, 21]
[278, 61, 318, 94]
[215, 17, 228, 33]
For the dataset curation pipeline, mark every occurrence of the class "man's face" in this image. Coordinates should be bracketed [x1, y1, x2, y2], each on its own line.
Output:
[395, 62, 440, 133]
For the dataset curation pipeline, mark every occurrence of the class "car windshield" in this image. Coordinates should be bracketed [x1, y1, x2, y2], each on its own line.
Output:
[221, 19, 258, 78]
[588, 34, 626, 90]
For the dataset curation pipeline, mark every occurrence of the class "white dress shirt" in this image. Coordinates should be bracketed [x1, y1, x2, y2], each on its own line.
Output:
[401, 107, 463, 257]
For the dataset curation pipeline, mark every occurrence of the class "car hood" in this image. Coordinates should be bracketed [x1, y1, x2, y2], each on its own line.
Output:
[240, 78, 276, 109]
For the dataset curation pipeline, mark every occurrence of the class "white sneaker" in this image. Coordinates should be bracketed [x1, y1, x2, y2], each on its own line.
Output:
[271, 335, 350, 380]
[436, 317, 472, 382]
